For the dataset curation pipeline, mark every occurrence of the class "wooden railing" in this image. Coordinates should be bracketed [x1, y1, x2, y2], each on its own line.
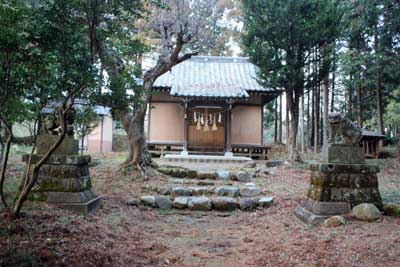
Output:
[147, 141, 270, 159]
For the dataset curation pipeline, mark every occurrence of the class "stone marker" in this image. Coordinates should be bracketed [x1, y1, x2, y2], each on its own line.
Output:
[351, 203, 381, 221]
[322, 216, 347, 228]
[239, 198, 259, 210]
[155, 196, 172, 209]
[211, 197, 239, 211]
[215, 186, 240, 197]
[294, 113, 383, 226]
[188, 197, 212, 211]
[259, 196, 274, 208]
[173, 197, 190, 209]
[140, 195, 156, 206]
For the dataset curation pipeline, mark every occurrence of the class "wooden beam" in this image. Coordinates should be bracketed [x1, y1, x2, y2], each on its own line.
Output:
[225, 101, 233, 153]
[183, 99, 189, 152]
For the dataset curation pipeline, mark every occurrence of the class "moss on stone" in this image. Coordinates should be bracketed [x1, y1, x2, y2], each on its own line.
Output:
[27, 192, 48, 202]
[186, 170, 198, 178]
[383, 203, 400, 217]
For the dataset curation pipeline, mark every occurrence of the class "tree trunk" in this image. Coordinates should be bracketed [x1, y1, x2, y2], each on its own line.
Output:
[278, 94, 282, 143]
[357, 84, 363, 128]
[306, 88, 310, 151]
[322, 76, 329, 146]
[286, 90, 301, 162]
[274, 97, 278, 143]
[0, 132, 12, 211]
[285, 99, 290, 145]
[300, 95, 305, 153]
[330, 48, 336, 113]
[348, 75, 353, 117]
[311, 85, 315, 148]
[118, 108, 151, 169]
[314, 83, 319, 153]
[374, 23, 384, 139]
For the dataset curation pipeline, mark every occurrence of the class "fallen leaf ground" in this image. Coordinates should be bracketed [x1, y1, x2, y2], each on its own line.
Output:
[1, 153, 400, 267]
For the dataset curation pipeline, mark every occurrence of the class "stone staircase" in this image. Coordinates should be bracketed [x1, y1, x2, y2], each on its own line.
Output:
[127, 163, 275, 212]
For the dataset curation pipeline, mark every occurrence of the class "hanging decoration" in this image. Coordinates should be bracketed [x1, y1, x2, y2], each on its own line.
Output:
[212, 114, 218, 131]
[193, 112, 197, 123]
[204, 115, 210, 131]
[208, 114, 213, 125]
[192, 110, 224, 131]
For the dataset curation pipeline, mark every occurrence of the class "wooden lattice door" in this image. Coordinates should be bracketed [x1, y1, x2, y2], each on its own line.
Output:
[187, 108, 225, 150]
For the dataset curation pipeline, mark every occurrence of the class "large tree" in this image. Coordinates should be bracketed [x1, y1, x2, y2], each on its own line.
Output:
[85, 0, 215, 174]
[242, 0, 344, 161]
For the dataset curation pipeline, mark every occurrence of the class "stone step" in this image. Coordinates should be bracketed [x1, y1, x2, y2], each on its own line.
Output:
[143, 184, 266, 198]
[131, 195, 274, 212]
[157, 166, 259, 183]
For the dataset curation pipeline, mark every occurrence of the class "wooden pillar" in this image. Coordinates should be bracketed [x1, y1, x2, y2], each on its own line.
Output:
[182, 99, 189, 154]
[225, 101, 233, 156]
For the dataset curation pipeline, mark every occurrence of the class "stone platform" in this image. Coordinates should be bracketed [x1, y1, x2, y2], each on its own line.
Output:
[295, 144, 383, 226]
[164, 154, 252, 163]
[23, 154, 101, 214]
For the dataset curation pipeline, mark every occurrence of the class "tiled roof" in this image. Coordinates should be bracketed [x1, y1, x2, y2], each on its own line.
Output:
[153, 56, 273, 98]
[362, 130, 385, 138]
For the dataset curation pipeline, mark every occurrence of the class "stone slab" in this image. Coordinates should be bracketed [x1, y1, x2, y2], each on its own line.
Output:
[302, 199, 351, 215]
[37, 135, 79, 155]
[322, 143, 365, 164]
[47, 189, 98, 203]
[294, 205, 331, 227]
[51, 195, 102, 214]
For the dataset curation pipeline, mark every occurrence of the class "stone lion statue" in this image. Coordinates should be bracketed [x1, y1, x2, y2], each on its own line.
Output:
[42, 108, 75, 136]
[328, 112, 362, 145]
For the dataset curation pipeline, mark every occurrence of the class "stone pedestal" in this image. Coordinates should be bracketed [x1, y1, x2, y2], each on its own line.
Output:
[23, 135, 101, 214]
[295, 144, 383, 226]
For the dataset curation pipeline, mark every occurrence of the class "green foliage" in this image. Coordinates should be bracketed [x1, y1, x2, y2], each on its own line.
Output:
[81, 0, 148, 112]
[74, 106, 100, 139]
[242, 0, 344, 90]
[384, 90, 400, 126]
[339, 0, 400, 127]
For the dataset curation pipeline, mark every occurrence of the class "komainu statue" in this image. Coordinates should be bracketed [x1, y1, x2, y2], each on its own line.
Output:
[42, 108, 75, 136]
[328, 112, 362, 145]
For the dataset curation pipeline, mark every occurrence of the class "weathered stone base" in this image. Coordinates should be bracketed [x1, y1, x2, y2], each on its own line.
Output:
[294, 205, 332, 227]
[51, 195, 102, 214]
[322, 143, 365, 164]
[295, 161, 383, 226]
[23, 153, 101, 214]
[307, 163, 383, 209]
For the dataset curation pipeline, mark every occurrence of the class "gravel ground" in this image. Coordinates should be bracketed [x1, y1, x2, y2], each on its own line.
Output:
[1, 153, 400, 267]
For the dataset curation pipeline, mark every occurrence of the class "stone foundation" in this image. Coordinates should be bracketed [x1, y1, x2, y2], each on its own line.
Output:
[295, 145, 383, 226]
[23, 154, 101, 214]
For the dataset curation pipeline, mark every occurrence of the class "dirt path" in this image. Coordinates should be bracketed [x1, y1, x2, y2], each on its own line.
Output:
[1, 154, 400, 267]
